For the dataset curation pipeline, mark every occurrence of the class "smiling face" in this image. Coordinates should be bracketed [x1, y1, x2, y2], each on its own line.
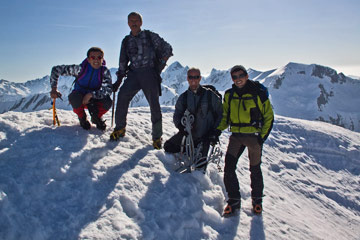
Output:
[87, 51, 103, 69]
[187, 69, 201, 91]
[231, 70, 248, 88]
[128, 15, 142, 36]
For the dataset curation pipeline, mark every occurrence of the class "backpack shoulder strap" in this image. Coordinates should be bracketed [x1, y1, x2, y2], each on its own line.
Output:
[226, 88, 235, 125]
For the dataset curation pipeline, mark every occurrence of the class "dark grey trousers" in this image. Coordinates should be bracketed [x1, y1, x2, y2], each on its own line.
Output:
[224, 134, 263, 200]
[115, 68, 162, 140]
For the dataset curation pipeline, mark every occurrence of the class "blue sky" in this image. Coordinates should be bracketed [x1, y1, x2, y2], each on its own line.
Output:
[1, 0, 359, 82]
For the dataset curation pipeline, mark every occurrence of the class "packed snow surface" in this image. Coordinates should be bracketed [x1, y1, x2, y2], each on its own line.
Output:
[0, 107, 359, 239]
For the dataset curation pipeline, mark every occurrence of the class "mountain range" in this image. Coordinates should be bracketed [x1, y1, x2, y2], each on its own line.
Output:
[0, 62, 359, 132]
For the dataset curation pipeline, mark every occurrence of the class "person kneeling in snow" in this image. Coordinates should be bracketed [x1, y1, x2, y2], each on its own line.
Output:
[164, 68, 223, 170]
[49, 47, 113, 130]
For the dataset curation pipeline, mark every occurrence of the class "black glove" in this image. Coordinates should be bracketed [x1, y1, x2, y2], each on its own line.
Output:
[177, 125, 188, 136]
[208, 129, 221, 146]
[112, 72, 124, 92]
[112, 80, 121, 92]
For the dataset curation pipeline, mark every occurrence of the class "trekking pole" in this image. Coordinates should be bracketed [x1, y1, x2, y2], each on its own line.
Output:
[111, 91, 115, 128]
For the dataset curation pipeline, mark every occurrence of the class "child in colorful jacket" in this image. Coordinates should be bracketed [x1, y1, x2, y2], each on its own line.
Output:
[50, 47, 113, 130]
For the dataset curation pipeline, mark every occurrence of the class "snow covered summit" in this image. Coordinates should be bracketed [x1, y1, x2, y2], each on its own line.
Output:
[0, 108, 359, 239]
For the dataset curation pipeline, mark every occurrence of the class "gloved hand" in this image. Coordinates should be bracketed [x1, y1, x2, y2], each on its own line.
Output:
[112, 80, 121, 92]
[112, 71, 124, 92]
[50, 88, 62, 99]
[208, 129, 221, 146]
[178, 125, 188, 136]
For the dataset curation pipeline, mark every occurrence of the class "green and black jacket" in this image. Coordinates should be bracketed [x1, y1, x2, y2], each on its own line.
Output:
[217, 80, 274, 141]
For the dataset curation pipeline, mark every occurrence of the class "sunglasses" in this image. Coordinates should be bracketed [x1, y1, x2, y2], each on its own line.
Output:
[231, 73, 247, 79]
[188, 75, 200, 80]
[89, 56, 103, 60]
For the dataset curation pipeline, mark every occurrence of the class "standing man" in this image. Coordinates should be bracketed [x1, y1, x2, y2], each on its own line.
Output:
[110, 12, 173, 149]
[217, 65, 274, 216]
[164, 68, 223, 170]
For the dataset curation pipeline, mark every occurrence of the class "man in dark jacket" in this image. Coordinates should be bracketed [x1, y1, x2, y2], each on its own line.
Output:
[164, 68, 223, 167]
[217, 65, 274, 216]
[110, 12, 173, 149]
[50, 47, 112, 130]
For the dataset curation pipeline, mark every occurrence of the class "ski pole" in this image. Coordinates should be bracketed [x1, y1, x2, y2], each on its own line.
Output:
[111, 91, 115, 128]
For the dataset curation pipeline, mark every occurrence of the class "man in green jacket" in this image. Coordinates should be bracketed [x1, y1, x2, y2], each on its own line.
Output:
[217, 65, 274, 216]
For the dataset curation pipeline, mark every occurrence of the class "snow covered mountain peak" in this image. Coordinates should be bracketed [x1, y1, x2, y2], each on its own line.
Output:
[0, 61, 359, 132]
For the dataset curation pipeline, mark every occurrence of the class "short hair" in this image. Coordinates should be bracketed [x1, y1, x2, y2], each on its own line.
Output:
[128, 12, 143, 22]
[187, 67, 201, 76]
[230, 65, 247, 75]
[87, 47, 104, 58]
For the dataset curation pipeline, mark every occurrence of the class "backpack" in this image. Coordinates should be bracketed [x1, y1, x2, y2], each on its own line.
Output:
[225, 81, 268, 128]
[123, 30, 164, 95]
[182, 85, 222, 117]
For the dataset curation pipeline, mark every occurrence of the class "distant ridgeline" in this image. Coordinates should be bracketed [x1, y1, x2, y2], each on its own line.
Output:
[0, 62, 359, 132]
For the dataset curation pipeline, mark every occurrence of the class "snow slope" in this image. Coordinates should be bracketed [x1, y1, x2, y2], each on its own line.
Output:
[0, 108, 359, 240]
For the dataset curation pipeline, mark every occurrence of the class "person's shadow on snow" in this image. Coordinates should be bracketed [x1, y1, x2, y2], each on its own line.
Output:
[136, 152, 240, 240]
[0, 124, 89, 239]
[0, 118, 154, 240]
[250, 215, 265, 240]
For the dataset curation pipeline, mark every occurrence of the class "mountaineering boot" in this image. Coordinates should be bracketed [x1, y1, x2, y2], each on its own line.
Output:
[223, 198, 241, 217]
[252, 197, 263, 215]
[91, 115, 106, 131]
[79, 116, 91, 130]
[152, 138, 162, 150]
[87, 102, 106, 130]
[110, 128, 126, 141]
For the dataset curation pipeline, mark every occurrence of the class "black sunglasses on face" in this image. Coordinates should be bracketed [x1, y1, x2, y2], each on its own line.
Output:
[232, 73, 247, 79]
[188, 75, 201, 80]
